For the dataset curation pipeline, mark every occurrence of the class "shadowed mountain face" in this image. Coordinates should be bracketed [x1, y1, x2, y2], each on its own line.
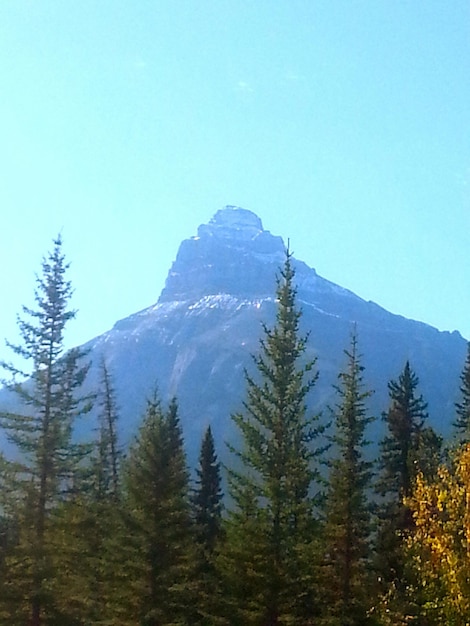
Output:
[2, 207, 467, 464]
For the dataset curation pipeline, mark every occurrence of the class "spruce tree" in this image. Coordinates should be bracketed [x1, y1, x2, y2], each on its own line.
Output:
[375, 361, 439, 590]
[454, 341, 470, 444]
[378, 362, 428, 500]
[193, 425, 223, 551]
[322, 332, 374, 625]
[124, 394, 193, 625]
[221, 250, 325, 625]
[0, 236, 90, 625]
[95, 357, 121, 500]
[46, 359, 125, 624]
[192, 425, 224, 624]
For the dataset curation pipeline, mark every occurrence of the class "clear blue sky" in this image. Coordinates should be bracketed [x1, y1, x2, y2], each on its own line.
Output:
[1, 1, 469, 355]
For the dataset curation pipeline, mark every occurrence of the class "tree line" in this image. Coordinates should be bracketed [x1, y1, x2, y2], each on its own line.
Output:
[0, 237, 469, 625]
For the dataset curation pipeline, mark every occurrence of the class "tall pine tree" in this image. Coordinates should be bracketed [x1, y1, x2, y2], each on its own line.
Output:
[0, 236, 90, 625]
[45, 359, 125, 624]
[192, 425, 224, 624]
[322, 332, 375, 625]
[192, 425, 223, 552]
[94, 358, 121, 500]
[124, 394, 193, 625]
[221, 250, 326, 626]
[375, 361, 440, 596]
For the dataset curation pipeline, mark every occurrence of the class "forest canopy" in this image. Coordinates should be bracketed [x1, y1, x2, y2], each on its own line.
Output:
[0, 238, 467, 625]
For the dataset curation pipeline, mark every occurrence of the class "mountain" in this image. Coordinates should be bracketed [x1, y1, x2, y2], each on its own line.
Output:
[1, 206, 467, 464]
[71, 205, 465, 464]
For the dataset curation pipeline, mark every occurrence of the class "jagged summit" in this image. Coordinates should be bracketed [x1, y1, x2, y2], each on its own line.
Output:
[200, 206, 264, 240]
[158, 206, 284, 303]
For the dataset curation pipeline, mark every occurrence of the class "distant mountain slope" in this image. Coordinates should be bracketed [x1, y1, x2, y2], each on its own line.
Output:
[1, 206, 466, 464]
[78, 206, 466, 463]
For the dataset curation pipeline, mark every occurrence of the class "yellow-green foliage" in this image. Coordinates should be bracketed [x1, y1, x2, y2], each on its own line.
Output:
[406, 444, 470, 624]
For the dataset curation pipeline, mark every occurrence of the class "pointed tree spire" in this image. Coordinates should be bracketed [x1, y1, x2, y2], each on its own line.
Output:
[379, 361, 428, 501]
[193, 425, 223, 551]
[375, 360, 441, 596]
[124, 395, 192, 624]
[322, 330, 375, 625]
[95, 358, 121, 500]
[222, 249, 326, 625]
[192, 425, 224, 624]
[0, 236, 90, 625]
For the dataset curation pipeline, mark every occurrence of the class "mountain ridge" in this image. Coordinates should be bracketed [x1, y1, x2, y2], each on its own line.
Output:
[1, 206, 466, 464]
[78, 206, 465, 464]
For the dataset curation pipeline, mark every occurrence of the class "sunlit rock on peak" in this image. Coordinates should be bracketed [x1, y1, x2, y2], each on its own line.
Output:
[198, 205, 265, 241]
[158, 207, 285, 303]
[211, 205, 263, 229]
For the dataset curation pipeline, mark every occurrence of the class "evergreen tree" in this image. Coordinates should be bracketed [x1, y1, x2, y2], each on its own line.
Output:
[0, 236, 90, 625]
[191, 425, 224, 624]
[378, 362, 428, 504]
[46, 359, 125, 624]
[322, 332, 375, 625]
[454, 341, 470, 443]
[95, 357, 121, 500]
[193, 425, 223, 551]
[124, 394, 193, 625]
[221, 250, 326, 625]
[375, 361, 440, 591]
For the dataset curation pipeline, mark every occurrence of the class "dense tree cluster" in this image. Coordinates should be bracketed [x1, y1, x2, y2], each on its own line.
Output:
[0, 238, 468, 624]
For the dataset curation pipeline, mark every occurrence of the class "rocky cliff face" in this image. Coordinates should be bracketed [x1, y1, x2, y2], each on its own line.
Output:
[159, 206, 284, 302]
[2, 206, 465, 464]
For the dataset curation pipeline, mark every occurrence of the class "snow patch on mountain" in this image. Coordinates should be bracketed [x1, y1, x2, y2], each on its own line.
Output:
[187, 294, 274, 313]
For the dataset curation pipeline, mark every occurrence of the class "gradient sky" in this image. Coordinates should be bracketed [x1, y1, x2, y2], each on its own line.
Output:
[1, 1, 469, 357]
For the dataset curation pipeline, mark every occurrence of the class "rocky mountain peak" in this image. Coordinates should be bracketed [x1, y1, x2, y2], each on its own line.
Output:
[158, 206, 284, 303]
[2, 205, 465, 472]
[199, 206, 264, 241]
